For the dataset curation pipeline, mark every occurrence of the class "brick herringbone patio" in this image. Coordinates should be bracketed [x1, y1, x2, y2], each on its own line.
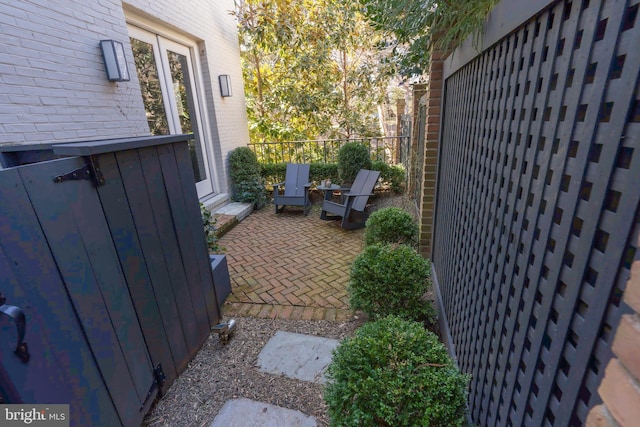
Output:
[220, 204, 364, 321]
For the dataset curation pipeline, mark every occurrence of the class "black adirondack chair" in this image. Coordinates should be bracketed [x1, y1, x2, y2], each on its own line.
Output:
[273, 163, 312, 215]
[320, 169, 380, 229]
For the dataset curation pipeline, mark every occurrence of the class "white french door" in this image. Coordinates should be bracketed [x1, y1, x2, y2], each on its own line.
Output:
[128, 25, 213, 197]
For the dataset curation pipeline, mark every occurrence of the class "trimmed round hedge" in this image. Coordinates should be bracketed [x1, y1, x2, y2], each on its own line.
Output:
[337, 142, 372, 185]
[349, 243, 433, 322]
[365, 207, 418, 248]
[324, 316, 470, 427]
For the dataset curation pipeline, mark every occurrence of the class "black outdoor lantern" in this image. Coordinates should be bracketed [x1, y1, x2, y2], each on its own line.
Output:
[219, 74, 232, 97]
[100, 40, 130, 82]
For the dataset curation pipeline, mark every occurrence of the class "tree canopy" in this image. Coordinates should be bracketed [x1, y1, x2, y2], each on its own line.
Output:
[359, 0, 499, 78]
[232, 0, 498, 144]
[233, 0, 393, 143]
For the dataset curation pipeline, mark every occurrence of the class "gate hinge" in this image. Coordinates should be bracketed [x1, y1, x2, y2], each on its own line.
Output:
[53, 155, 105, 187]
[139, 364, 166, 411]
[153, 363, 166, 388]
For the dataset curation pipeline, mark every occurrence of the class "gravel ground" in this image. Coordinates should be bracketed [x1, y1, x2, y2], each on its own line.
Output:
[142, 192, 417, 427]
[141, 316, 365, 427]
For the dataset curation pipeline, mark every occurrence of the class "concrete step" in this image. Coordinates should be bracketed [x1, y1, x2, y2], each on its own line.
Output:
[214, 202, 254, 221]
[212, 202, 254, 237]
[201, 193, 230, 212]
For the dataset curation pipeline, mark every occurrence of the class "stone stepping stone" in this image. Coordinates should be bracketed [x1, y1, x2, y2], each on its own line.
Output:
[210, 398, 316, 427]
[257, 330, 339, 384]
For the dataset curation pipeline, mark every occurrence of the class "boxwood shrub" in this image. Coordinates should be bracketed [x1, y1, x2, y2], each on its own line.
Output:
[337, 142, 372, 185]
[228, 147, 267, 209]
[310, 163, 340, 184]
[372, 160, 406, 193]
[324, 315, 470, 427]
[349, 243, 434, 322]
[365, 207, 418, 248]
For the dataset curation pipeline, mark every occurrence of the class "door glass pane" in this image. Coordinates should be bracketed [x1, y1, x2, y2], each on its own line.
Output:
[130, 37, 170, 135]
[167, 50, 206, 182]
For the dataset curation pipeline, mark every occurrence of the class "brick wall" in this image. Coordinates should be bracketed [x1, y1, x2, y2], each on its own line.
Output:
[587, 248, 640, 427]
[418, 50, 446, 259]
[0, 0, 149, 145]
[0, 0, 248, 194]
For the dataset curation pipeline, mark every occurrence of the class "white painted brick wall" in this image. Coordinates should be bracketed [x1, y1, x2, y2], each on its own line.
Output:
[0, 0, 250, 196]
[0, 0, 149, 145]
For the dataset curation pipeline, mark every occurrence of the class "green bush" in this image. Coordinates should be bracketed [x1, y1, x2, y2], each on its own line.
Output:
[200, 203, 224, 254]
[229, 147, 267, 208]
[365, 207, 418, 248]
[260, 163, 287, 186]
[259, 162, 340, 188]
[324, 316, 470, 427]
[310, 163, 340, 184]
[259, 160, 406, 191]
[372, 160, 406, 193]
[337, 142, 372, 185]
[349, 244, 434, 322]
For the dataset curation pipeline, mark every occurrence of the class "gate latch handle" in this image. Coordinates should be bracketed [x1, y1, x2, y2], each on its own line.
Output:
[0, 302, 30, 363]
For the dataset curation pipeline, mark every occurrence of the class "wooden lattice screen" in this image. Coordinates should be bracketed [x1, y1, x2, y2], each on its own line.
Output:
[433, 0, 640, 425]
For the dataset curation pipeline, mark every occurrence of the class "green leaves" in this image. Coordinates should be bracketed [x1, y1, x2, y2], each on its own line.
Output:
[348, 244, 434, 322]
[233, 0, 391, 142]
[324, 316, 470, 426]
[200, 203, 224, 254]
[372, 161, 406, 193]
[229, 147, 267, 208]
[364, 207, 418, 247]
[336, 142, 372, 184]
[359, 0, 499, 77]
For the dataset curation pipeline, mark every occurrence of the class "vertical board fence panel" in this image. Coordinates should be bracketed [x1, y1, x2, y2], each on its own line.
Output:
[0, 135, 221, 426]
[18, 157, 150, 425]
[173, 144, 221, 326]
[137, 146, 204, 361]
[0, 169, 121, 427]
[98, 151, 179, 386]
[156, 144, 211, 343]
[433, 0, 640, 425]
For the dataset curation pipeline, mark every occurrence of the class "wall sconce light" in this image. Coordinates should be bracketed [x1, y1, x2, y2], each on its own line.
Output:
[219, 75, 232, 97]
[100, 40, 130, 82]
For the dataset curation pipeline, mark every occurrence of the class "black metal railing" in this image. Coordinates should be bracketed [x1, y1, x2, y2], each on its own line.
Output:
[248, 136, 408, 165]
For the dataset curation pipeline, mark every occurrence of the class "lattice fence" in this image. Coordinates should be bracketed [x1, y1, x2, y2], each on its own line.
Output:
[433, 0, 639, 425]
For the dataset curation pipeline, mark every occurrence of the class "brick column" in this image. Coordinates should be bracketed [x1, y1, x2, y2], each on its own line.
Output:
[586, 232, 640, 426]
[418, 49, 446, 259]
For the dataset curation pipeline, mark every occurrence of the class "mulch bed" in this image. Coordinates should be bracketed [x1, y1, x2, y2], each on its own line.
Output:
[141, 316, 365, 427]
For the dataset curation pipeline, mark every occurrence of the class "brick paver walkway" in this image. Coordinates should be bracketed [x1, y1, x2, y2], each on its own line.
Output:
[220, 204, 364, 321]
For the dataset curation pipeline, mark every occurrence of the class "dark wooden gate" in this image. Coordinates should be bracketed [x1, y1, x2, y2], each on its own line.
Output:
[0, 135, 220, 426]
[432, 0, 640, 425]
